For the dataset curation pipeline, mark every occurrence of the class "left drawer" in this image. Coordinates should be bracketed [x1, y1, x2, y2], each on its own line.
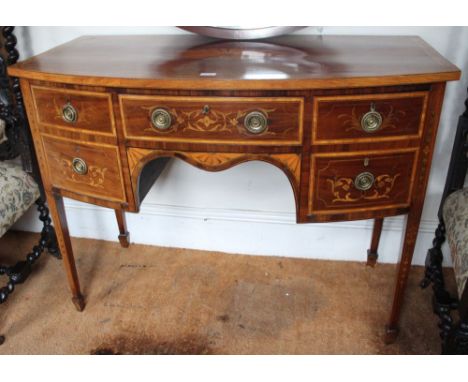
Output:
[31, 86, 115, 136]
[41, 135, 126, 202]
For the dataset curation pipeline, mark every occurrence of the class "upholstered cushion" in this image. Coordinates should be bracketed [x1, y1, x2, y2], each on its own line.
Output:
[0, 161, 40, 237]
[443, 187, 468, 298]
[0, 118, 7, 144]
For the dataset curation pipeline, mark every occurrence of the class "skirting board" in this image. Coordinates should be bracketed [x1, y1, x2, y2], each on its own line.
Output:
[12, 199, 451, 267]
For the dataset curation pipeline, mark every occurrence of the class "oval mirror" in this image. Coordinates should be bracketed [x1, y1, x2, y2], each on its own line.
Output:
[177, 26, 307, 40]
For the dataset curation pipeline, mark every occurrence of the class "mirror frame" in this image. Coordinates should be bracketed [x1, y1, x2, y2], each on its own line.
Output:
[177, 26, 307, 40]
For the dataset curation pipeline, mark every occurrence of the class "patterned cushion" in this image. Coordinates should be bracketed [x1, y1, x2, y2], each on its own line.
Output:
[0, 118, 7, 144]
[443, 187, 468, 298]
[0, 161, 40, 237]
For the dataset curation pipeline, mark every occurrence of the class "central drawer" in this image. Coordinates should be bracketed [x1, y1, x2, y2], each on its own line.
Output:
[119, 95, 304, 145]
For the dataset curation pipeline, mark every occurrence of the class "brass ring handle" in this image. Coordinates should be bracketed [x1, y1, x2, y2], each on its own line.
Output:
[354, 171, 375, 191]
[62, 102, 78, 123]
[72, 157, 88, 175]
[150, 108, 172, 131]
[361, 104, 382, 133]
[244, 111, 268, 134]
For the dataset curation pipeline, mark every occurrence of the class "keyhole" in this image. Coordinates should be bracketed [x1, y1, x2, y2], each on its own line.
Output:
[202, 105, 210, 114]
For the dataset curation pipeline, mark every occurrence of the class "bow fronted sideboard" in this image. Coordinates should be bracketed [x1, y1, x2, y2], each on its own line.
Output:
[8, 35, 460, 343]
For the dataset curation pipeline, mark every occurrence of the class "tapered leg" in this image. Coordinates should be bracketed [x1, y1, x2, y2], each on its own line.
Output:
[367, 218, 383, 267]
[115, 209, 130, 248]
[384, 211, 422, 344]
[47, 191, 85, 311]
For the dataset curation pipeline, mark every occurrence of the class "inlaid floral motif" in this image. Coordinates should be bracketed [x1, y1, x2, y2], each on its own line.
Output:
[184, 152, 245, 167]
[145, 106, 276, 136]
[60, 158, 108, 188]
[327, 173, 400, 203]
[270, 153, 301, 184]
[338, 105, 406, 133]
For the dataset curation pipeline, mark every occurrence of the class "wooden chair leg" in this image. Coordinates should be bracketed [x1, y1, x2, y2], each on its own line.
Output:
[47, 191, 85, 312]
[115, 209, 130, 248]
[367, 218, 383, 267]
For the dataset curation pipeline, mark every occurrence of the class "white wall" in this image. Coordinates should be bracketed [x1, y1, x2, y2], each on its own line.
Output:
[13, 26, 468, 266]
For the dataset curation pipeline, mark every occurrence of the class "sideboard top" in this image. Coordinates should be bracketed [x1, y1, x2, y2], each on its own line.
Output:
[9, 34, 460, 90]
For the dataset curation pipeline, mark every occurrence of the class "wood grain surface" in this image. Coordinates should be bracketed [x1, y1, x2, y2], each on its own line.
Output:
[8, 35, 460, 89]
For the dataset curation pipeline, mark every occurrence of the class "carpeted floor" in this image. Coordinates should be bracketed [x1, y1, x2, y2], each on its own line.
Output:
[0, 230, 456, 354]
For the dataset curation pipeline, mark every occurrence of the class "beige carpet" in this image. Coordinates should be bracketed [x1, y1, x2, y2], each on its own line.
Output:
[0, 230, 456, 354]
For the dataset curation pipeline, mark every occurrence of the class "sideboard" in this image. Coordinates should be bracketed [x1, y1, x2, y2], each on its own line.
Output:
[8, 34, 460, 343]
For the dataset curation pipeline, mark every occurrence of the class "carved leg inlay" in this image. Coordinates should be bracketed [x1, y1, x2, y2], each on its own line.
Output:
[48, 191, 85, 311]
[385, 210, 422, 343]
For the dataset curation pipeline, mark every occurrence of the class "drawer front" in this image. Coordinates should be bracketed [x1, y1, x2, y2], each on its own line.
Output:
[120, 95, 303, 144]
[41, 135, 125, 201]
[312, 92, 428, 144]
[31, 86, 115, 136]
[309, 150, 417, 214]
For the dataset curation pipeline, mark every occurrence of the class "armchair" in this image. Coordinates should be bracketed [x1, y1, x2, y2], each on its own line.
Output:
[0, 26, 59, 346]
[421, 87, 468, 354]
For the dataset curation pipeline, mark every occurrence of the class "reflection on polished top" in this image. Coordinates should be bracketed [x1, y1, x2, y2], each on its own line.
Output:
[9, 35, 460, 89]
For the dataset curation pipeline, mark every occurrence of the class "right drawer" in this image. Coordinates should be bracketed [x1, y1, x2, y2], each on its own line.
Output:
[312, 92, 428, 144]
[308, 149, 418, 215]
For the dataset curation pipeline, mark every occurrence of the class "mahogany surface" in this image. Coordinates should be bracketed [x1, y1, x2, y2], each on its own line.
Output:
[8, 35, 459, 89]
[8, 34, 461, 344]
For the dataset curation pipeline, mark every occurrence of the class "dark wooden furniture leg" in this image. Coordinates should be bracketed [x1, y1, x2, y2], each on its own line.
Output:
[47, 191, 85, 311]
[115, 209, 130, 248]
[446, 299, 468, 354]
[367, 218, 383, 267]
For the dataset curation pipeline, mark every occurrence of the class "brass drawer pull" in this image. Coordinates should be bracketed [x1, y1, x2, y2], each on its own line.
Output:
[244, 111, 268, 134]
[62, 102, 78, 123]
[354, 171, 375, 191]
[361, 103, 382, 133]
[150, 108, 172, 130]
[72, 157, 88, 175]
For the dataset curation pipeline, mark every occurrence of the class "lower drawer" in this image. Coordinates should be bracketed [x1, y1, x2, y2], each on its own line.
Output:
[308, 149, 417, 215]
[41, 135, 126, 202]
